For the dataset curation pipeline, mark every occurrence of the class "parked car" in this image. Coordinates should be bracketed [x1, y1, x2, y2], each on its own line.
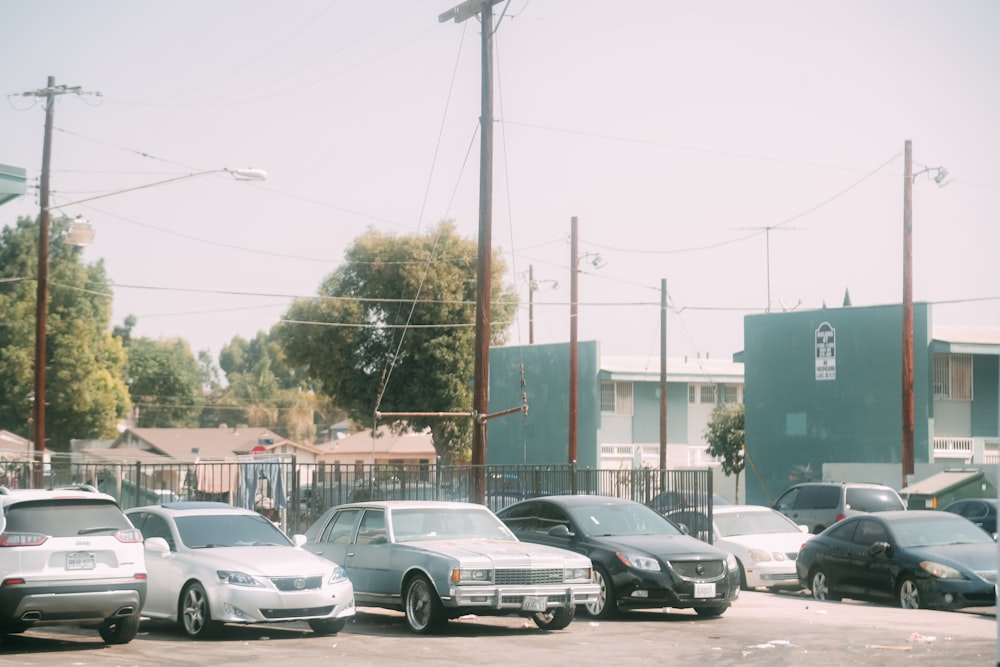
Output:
[796, 510, 997, 610]
[126, 501, 355, 638]
[0, 485, 146, 645]
[647, 491, 729, 516]
[773, 481, 905, 534]
[941, 498, 997, 537]
[302, 500, 598, 634]
[666, 505, 811, 591]
[496, 495, 740, 619]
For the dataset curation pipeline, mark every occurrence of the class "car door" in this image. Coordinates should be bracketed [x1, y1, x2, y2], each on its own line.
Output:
[130, 511, 186, 618]
[845, 518, 894, 601]
[343, 508, 392, 598]
[814, 520, 857, 592]
[307, 507, 360, 571]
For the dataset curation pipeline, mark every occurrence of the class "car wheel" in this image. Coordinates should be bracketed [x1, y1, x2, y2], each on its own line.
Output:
[809, 569, 841, 602]
[694, 605, 727, 617]
[898, 577, 921, 609]
[737, 560, 750, 591]
[532, 605, 575, 630]
[308, 618, 347, 635]
[99, 613, 140, 644]
[180, 582, 221, 639]
[404, 574, 446, 634]
[582, 566, 618, 619]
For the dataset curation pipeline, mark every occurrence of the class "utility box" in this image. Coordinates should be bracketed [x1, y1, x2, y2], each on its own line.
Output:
[900, 468, 997, 510]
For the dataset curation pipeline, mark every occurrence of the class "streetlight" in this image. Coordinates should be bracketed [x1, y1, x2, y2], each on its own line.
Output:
[32, 167, 266, 484]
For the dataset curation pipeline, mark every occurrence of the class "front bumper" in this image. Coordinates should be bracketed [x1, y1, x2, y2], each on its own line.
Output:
[613, 567, 740, 610]
[917, 577, 996, 610]
[208, 579, 356, 625]
[744, 560, 801, 589]
[446, 582, 601, 611]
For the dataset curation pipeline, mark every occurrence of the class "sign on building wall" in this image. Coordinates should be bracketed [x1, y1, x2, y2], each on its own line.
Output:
[815, 322, 836, 381]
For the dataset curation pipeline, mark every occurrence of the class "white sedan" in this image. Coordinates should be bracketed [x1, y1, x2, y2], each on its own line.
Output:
[667, 504, 811, 591]
[127, 502, 355, 639]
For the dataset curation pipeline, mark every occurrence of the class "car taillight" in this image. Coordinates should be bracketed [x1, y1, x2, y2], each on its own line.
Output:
[0, 532, 49, 547]
[115, 528, 144, 543]
[834, 514, 846, 523]
[2, 578, 27, 586]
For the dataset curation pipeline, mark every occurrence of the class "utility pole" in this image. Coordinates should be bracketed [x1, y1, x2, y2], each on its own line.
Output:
[24, 76, 90, 487]
[902, 140, 915, 488]
[737, 225, 803, 312]
[569, 217, 579, 474]
[440, 0, 503, 504]
[529, 265, 536, 344]
[659, 279, 667, 472]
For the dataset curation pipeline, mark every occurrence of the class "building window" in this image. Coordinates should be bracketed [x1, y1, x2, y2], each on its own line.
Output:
[700, 384, 717, 405]
[600, 381, 633, 415]
[933, 354, 973, 400]
[720, 384, 742, 404]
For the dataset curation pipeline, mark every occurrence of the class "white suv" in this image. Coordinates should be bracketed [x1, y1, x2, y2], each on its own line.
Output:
[0, 485, 147, 645]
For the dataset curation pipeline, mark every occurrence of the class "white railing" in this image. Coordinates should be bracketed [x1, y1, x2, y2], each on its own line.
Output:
[933, 436, 974, 461]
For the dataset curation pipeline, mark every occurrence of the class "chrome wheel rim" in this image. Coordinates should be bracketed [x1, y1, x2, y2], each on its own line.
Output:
[182, 586, 208, 636]
[585, 569, 608, 616]
[811, 571, 830, 600]
[899, 580, 920, 609]
[406, 579, 433, 631]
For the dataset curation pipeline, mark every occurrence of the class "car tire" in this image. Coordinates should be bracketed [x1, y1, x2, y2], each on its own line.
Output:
[737, 560, 750, 591]
[582, 565, 618, 619]
[532, 605, 575, 630]
[99, 613, 140, 645]
[809, 569, 841, 602]
[404, 574, 446, 634]
[308, 618, 348, 635]
[694, 605, 727, 617]
[180, 582, 221, 639]
[898, 577, 921, 609]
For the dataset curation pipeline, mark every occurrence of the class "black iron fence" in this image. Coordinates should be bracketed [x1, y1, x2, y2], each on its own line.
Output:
[0, 457, 715, 540]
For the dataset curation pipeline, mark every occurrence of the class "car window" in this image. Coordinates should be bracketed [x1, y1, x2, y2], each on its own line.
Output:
[851, 519, 888, 546]
[568, 502, 680, 537]
[5, 499, 131, 536]
[135, 513, 176, 550]
[320, 509, 359, 544]
[961, 502, 987, 520]
[774, 488, 799, 511]
[825, 520, 857, 542]
[845, 488, 903, 512]
[356, 509, 387, 544]
[795, 485, 839, 510]
[497, 502, 539, 536]
[536, 502, 570, 535]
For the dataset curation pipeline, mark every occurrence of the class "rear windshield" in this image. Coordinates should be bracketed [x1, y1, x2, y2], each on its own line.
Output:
[845, 488, 904, 512]
[5, 499, 131, 537]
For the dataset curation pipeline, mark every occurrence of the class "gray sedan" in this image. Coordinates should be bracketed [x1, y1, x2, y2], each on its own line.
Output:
[303, 500, 600, 634]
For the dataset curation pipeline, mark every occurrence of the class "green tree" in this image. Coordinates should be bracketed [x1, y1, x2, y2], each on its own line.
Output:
[704, 403, 745, 502]
[275, 222, 518, 463]
[0, 216, 130, 452]
[125, 337, 204, 427]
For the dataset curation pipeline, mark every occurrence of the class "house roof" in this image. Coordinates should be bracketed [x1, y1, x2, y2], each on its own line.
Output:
[900, 468, 987, 496]
[315, 426, 436, 457]
[600, 356, 744, 383]
[111, 427, 290, 460]
[930, 326, 1000, 355]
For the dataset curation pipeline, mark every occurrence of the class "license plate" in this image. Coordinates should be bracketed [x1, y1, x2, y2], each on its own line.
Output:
[694, 582, 715, 598]
[66, 552, 96, 570]
[521, 596, 548, 612]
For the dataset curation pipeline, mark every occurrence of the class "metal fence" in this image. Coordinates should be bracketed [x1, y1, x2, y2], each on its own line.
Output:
[0, 457, 715, 540]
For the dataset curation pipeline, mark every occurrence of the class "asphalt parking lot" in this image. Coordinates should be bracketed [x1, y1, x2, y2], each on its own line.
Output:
[0, 592, 995, 666]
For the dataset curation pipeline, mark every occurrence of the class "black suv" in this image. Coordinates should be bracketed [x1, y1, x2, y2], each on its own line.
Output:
[0, 486, 147, 645]
[772, 481, 905, 534]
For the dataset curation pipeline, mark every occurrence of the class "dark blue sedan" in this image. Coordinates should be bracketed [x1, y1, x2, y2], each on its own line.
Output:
[796, 510, 997, 610]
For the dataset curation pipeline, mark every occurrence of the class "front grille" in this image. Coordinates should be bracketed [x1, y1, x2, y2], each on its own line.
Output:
[975, 570, 997, 584]
[495, 568, 563, 585]
[270, 575, 323, 591]
[669, 560, 725, 580]
[260, 605, 334, 619]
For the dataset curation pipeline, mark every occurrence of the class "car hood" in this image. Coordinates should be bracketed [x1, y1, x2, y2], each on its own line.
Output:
[405, 539, 588, 566]
[589, 534, 726, 559]
[906, 543, 998, 572]
[718, 532, 811, 554]
[186, 545, 336, 574]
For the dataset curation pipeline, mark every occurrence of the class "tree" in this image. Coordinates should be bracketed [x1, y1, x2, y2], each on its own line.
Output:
[0, 216, 130, 452]
[275, 222, 518, 463]
[704, 403, 745, 502]
[125, 337, 204, 427]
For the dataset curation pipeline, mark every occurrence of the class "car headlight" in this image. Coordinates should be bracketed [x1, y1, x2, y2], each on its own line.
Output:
[616, 551, 661, 572]
[920, 560, 965, 579]
[217, 570, 263, 587]
[726, 553, 739, 572]
[748, 548, 787, 563]
[564, 566, 593, 581]
[452, 568, 493, 583]
[328, 565, 349, 584]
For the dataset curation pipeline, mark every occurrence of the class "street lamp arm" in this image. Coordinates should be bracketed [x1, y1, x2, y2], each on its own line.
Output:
[46, 167, 267, 212]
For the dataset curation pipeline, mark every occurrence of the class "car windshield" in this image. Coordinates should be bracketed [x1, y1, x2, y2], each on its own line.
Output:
[391, 507, 517, 542]
[889, 516, 996, 548]
[567, 502, 682, 537]
[175, 514, 293, 548]
[714, 510, 800, 537]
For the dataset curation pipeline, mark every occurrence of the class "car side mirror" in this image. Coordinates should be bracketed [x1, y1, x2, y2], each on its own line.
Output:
[799, 525, 809, 533]
[292, 534, 307, 547]
[145, 537, 171, 556]
[548, 524, 574, 538]
[869, 541, 891, 557]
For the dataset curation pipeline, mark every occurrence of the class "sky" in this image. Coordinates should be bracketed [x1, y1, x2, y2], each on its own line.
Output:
[2, 0, 998, 369]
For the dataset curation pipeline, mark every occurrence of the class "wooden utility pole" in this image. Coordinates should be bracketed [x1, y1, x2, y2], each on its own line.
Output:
[659, 278, 668, 471]
[568, 217, 579, 471]
[440, 0, 503, 504]
[902, 140, 915, 488]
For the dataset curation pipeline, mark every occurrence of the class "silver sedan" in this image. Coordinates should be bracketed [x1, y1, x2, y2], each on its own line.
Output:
[303, 500, 600, 634]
